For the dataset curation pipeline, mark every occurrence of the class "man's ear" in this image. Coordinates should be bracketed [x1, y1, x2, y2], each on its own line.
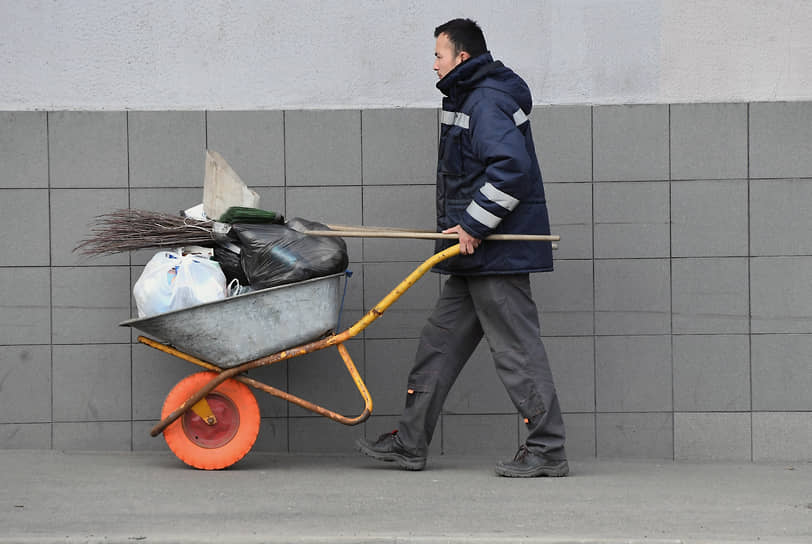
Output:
[459, 51, 470, 62]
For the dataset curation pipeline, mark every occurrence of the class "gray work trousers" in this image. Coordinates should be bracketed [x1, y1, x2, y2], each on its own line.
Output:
[397, 274, 566, 458]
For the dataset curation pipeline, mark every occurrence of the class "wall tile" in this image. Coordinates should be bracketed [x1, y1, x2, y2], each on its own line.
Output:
[362, 185, 437, 262]
[53, 421, 131, 451]
[593, 105, 669, 181]
[444, 341, 515, 414]
[253, 418, 288, 452]
[595, 259, 670, 335]
[753, 412, 812, 462]
[532, 260, 594, 336]
[750, 102, 812, 179]
[288, 340, 366, 418]
[132, 420, 168, 452]
[129, 187, 205, 215]
[0, 267, 50, 345]
[442, 414, 518, 456]
[672, 258, 749, 334]
[246, 362, 290, 420]
[362, 262, 440, 339]
[561, 413, 596, 459]
[285, 110, 361, 186]
[673, 335, 750, 412]
[752, 334, 812, 411]
[288, 416, 363, 453]
[0, 189, 50, 266]
[0, 345, 51, 423]
[48, 111, 127, 188]
[52, 266, 131, 344]
[597, 412, 673, 459]
[594, 182, 669, 258]
[671, 179, 748, 257]
[53, 344, 131, 422]
[670, 103, 747, 180]
[751, 257, 812, 333]
[0, 111, 48, 188]
[545, 182, 593, 260]
[50, 188, 130, 267]
[596, 335, 672, 412]
[534, 105, 592, 183]
[286, 185, 363, 260]
[0, 423, 51, 449]
[206, 110, 285, 187]
[545, 336, 595, 413]
[674, 412, 751, 461]
[253, 187, 286, 217]
[362, 109, 437, 185]
[751, 179, 812, 256]
[128, 111, 206, 188]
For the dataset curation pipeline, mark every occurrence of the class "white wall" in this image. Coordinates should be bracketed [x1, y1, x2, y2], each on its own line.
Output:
[2, 0, 811, 110]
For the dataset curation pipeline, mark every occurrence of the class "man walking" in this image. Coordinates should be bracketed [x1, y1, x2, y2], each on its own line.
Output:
[356, 18, 567, 477]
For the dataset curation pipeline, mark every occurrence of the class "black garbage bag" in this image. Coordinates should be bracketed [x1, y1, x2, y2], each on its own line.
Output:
[212, 244, 248, 285]
[228, 218, 348, 289]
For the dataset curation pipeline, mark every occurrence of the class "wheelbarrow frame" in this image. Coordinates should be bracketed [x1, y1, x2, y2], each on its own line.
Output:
[144, 243, 463, 439]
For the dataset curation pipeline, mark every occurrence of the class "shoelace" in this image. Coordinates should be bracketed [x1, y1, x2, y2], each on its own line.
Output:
[513, 444, 530, 462]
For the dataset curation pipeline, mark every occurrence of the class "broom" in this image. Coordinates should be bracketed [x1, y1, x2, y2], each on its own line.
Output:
[74, 207, 287, 257]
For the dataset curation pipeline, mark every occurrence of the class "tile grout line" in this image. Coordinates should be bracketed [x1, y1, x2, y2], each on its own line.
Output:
[668, 104, 675, 460]
[46, 111, 54, 449]
[590, 105, 598, 457]
[746, 103, 754, 462]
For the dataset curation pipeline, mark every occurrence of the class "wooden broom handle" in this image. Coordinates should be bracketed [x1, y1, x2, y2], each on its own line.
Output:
[304, 227, 560, 242]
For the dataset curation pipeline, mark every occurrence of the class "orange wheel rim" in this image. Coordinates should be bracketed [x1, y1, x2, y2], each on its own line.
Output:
[181, 393, 240, 449]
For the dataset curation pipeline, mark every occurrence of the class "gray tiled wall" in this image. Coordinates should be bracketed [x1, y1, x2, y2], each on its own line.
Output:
[1, 103, 811, 462]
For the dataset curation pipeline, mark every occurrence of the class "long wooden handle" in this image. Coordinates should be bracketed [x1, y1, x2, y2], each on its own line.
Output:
[302, 228, 560, 242]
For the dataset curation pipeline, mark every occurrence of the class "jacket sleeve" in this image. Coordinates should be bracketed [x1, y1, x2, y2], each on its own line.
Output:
[459, 93, 533, 239]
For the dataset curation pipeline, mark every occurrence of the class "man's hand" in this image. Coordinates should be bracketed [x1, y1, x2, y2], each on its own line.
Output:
[443, 225, 481, 255]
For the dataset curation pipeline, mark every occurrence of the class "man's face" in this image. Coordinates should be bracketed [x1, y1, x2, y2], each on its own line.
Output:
[434, 33, 465, 79]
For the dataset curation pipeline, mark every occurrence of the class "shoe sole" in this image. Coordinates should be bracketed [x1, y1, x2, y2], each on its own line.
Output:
[494, 460, 569, 478]
[355, 441, 426, 471]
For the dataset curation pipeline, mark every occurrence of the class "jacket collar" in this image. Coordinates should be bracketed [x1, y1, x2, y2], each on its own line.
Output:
[436, 52, 500, 99]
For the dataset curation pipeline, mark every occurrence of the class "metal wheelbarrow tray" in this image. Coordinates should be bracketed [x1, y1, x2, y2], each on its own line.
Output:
[121, 273, 344, 368]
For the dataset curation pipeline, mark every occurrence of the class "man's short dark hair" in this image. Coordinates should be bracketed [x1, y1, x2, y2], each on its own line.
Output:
[434, 18, 488, 58]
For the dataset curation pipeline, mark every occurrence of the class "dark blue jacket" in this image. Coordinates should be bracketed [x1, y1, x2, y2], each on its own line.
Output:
[433, 52, 553, 275]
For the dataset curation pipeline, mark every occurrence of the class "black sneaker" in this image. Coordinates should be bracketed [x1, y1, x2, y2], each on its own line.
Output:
[356, 430, 427, 471]
[495, 445, 569, 478]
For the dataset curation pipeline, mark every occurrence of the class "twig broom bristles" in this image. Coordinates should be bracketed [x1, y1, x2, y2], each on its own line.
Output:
[73, 209, 218, 256]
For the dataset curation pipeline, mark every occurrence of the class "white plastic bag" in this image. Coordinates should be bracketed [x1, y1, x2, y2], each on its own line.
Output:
[134, 251, 227, 317]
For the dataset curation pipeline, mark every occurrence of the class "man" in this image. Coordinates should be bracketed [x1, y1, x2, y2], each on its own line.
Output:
[356, 18, 567, 477]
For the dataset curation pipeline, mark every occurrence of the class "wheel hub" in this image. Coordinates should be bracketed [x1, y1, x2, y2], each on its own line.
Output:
[182, 393, 240, 448]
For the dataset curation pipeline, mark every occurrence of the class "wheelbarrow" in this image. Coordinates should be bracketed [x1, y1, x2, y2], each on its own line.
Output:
[122, 231, 558, 470]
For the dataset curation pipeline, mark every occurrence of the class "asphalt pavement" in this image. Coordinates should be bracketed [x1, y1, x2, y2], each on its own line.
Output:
[2, 450, 810, 543]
